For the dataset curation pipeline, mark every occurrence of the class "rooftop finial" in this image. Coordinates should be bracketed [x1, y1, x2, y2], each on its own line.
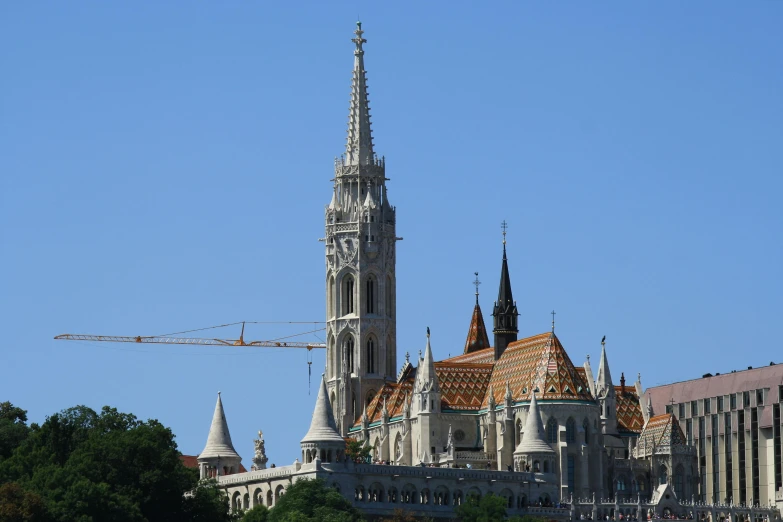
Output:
[501, 220, 508, 246]
[473, 272, 481, 305]
[551, 310, 556, 332]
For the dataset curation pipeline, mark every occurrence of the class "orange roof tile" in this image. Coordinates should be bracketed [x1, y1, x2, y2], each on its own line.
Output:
[436, 361, 495, 411]
[444, 347, 495, 364]
[354, 380, 414, 427]
[481, 332, 594, 407]
[615, 386, 644, 434]
[638, 413, 686, 449]
[463, 304, 491, 354]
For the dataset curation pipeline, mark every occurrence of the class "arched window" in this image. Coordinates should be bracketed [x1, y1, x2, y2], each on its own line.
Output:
[515, 418, 523, 447]
[583, 418, 590, 445]
[366, 276, 376, 314]
[386, 275, 393, 317]
[328, 276, 335, 318]
[329, 336, 336, 377]
[344, 336, 355, 373]
[366, 337, 376, 374]
[343, 275, 354, 315]
[566, 418, 576, 443]
[659, 465, 668, 485]
[546, 417, 558, 444]
[674, 465, 684, 498]
[617, 475, 627, 491]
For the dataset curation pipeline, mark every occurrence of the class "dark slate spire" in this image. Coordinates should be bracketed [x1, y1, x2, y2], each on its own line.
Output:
[492, 224, 518, 360]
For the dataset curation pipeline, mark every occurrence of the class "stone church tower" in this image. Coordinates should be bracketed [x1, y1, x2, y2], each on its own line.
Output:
[324, 22, 398, 436]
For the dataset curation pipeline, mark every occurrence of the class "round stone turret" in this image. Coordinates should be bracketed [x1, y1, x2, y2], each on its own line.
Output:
[513, 390, 556, 473]
[301, 375, 346, 464]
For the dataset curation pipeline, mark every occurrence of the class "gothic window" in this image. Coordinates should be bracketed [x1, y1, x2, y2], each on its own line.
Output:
[546, 417, 558, 444]
[366, 276, 376, 314]
[344, 336, 355, 373]
[674, 465, 684, 498]
[583, 418, 590, 445]
[516, 418, 523, 447]
[386, 276, 393, 317]
[329, 336, 336, 378]
[386, 336, 393, 378]
[343, 275, 354, 315]
[366, 337, 377, 374]
[659, 465, 668, 485]
[617, 475, 626, 492]
[566, 418, 576, 443]
[352, 392, 357, 420]
[328, 276, 335, 318]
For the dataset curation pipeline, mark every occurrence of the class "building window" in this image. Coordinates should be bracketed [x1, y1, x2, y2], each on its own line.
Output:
[751, 407, 760, 502]
[774, 404, 781, 491]
[757, 389, 764, 406]
[730, 393, 737, 410]
[659, 465, 667, 485]
[674, 466, 684, 499]
[566, 418, 576, 443]
[718, 396, 724, 413]
[583, 418, 590, 445]
[366, 276, 375, 314]
[743, 391, 750, 408]
[546, 418, 558, 444]
[779, 385, 783, 403]
[343, 275, 354, 315]
[679, 403, 686, 418]
[666, 404, 673, 415]
[705, 398, 711, 414]
[738, 409, 746, 505]
[691, 400, 698, 417]
[366, 338, 376, 374]
[686, 419, 693, 446]
[345, 336, 355, 373]
[712, 414, 719, 503]
[725, 412, 733, 499]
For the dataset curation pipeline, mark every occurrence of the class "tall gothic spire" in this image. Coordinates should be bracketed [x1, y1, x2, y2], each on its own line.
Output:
[200, 392, 240, 460]
[345, 21, 374, 166]
[415, 328, 440, 393]
[492, 222, 519, 360]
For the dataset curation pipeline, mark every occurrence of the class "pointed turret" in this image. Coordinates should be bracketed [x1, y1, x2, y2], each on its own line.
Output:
[198, 392, 242, 478]
[595, 338, 618, 434]
[301, 375, 346, 465]
[513, 391, 556, 472]
[345, 21, 374, 166]
[415, 328, 439, 394]
[492, 228, 519, 360]
[464, 273, 491, 354]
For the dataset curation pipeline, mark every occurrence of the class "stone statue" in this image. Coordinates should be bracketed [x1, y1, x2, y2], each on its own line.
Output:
[251, 430, 268, 470]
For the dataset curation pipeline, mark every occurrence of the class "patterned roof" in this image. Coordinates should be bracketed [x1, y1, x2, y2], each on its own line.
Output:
[481, 332, 594, 407]
[638, 413, 687, 449]
[436, 362, 494, 411]
[463, 304, 491, 354]
[444, 347, 495, 364]
[362, 380, 413, 425]
[615, 386, 644, 435]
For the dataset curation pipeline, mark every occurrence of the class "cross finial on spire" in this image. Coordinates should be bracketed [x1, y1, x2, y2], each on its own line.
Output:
[551, 310, 556, 332]
[473, 272, 481, 304]
[501, 220, 508, 245]
[352, 21, 366, 52]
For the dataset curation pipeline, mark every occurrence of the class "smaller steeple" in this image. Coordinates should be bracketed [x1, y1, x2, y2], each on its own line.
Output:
[301, 375, 345, 445]
[488, 384, 497, 409]
[492, 221, 519, 360]
[198, 392, 242, 478]
[464, 272, 491, 354]
[514, 391, 556, 468]
[415, 327, 439, 393]
[595, 337, 618, 435]
[504, 381, 514, 405]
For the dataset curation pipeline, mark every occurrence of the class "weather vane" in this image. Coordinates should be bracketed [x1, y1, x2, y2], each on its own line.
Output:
[501, 220, 508, 245]
[473, 272, 481, 304]
[551, 310, 556, 332]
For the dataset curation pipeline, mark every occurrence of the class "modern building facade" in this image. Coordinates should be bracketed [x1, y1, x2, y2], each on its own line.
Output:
[646, 364, 783, 510]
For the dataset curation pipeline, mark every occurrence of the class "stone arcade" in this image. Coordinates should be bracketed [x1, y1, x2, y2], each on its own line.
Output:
[196, 23, 782, 522]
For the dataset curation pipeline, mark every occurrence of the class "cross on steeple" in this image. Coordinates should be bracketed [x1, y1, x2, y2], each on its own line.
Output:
[501, 220, 508, 245]
[473, 272, 481, 304]
[551, 310, 556, 332]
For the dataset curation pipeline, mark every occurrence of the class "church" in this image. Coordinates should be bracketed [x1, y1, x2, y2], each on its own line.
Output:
[194, 23, 780, 521]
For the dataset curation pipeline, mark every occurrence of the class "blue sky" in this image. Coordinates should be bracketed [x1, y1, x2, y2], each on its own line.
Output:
[1, 2, 781, 467]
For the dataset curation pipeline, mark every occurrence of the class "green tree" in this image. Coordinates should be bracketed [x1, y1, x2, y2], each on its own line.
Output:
[267, 478, 360, 522]
[0, 404, 235, 522]
[344, 438, 371, 464]
[508, 516, 549, 522]
[0, 402, 30, 463]
[0, 483, 47, 522]
[181, 479, 238, 522]
[241, 504, 269, 522]
[456, 493, 508, 522]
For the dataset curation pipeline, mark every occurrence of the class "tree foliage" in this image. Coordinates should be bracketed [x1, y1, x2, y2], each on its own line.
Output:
[0, 483, 47, 522]
[344, 438, 371, 464]
[241, 504, 270, 522]
[267, 478, 360, 522]
[456, 493, 508, 522]
[0, 403, 235, 522]
[0, 402, 30, 464]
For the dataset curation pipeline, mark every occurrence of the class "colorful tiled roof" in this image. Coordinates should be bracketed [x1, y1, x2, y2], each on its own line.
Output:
[481, 332, 594, 407]
[638, 413, 687, 449]
[436, 362, 494, 411]
[444, 347, 495, 364]
[615, 386, 644, 434]
[360, 380, 414, 426]
[464, 304, 491, 354]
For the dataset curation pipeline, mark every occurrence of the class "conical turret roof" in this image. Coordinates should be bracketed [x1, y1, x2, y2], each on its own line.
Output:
[301, 375, 345, 444]
[199, 392, 241, 460]
[464, 303, 491, 354]
[515, 391, 555, 454]
[596, 341, 614, 399]
[415, 329, 439, 393]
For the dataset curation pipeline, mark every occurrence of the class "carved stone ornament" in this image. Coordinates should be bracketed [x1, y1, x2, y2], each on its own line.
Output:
[251, 430, 268, 470]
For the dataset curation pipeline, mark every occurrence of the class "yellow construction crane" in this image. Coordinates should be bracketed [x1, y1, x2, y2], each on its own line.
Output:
[55, 322, 326, 391]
